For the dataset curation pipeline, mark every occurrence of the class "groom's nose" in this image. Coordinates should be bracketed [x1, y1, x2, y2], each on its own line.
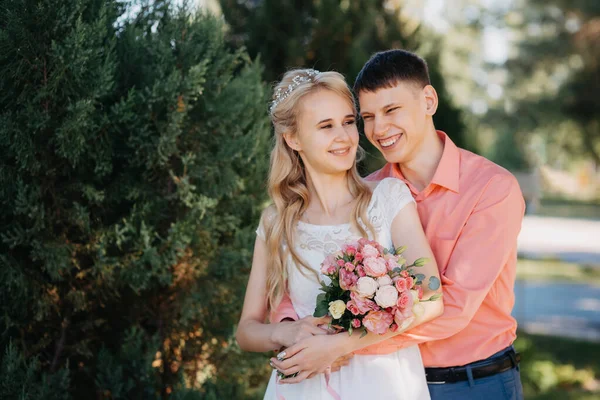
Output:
[372, 117, 389, 138]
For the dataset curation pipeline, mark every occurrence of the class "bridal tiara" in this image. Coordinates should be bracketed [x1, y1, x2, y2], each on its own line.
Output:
[269, 69, 321, 112]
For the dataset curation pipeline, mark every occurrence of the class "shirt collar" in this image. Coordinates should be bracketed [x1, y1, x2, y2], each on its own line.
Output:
[430, 131, 460, 193]
[391, 130, 460, 194]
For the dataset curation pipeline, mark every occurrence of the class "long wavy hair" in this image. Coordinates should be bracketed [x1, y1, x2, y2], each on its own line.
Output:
[263, 69, 375, 312]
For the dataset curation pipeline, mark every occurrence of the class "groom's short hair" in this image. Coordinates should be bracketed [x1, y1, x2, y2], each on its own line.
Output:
[354, 49, 431, 94]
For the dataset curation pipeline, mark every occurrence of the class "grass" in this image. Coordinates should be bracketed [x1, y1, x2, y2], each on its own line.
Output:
[516, 331, 600, 399]
[517, 258, 600, 284]
[536, 197, 600, 220]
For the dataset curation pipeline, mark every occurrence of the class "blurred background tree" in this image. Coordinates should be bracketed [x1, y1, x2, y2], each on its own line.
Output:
[1, 0, 270, 398]
[493, 0, 600, 170]
[218, 0, 471, 171]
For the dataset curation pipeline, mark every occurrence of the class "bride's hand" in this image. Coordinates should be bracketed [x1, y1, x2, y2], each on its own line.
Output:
[270, 334, 345, 384]
[271, 316, 332, 348]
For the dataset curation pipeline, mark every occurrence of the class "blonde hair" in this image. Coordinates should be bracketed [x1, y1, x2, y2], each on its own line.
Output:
[263, 69, 374, 312]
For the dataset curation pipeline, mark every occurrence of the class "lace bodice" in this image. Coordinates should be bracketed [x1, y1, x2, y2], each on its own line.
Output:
[257, 178, 414, 319]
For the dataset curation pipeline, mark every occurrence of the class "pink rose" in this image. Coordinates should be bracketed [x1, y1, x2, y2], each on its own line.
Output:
[416, 285, 424, 300]
[337, 259, 345, 267]
[355, 252, 364, 262]
[346, 300, 360, 315]
[350, 292, 378, 314]
[339, 268, 358, 290]
[351, 318, 361, 328]
[395, 278, 408, 292]
[327, 265, 337, 275]
[363, 310, 394, 335]
[405, 276, 415, 289]
[356, 266, 366, 277]
[358, 238, 370, 248]
[363, 257, 388, 277]
[320, 254, 337, 274]
[393, 309, 415, 330]
[343, 244, 358, 256]
[344, 262, 355, 272]
[362, 244, 379, 259]
[401, 270, 409, 278]
[396, 291, 413, 311]
[374, 285, 399, 308]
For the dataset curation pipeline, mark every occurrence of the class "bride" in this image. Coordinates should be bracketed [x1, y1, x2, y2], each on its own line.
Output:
[235, 69, 443, 400]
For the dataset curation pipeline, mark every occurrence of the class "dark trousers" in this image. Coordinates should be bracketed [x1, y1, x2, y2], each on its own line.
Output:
[427, 346, 524, 400]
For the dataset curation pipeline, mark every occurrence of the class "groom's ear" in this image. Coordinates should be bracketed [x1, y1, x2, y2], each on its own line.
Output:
[423, 85, 439, 116]
[283, 132, 301, 151]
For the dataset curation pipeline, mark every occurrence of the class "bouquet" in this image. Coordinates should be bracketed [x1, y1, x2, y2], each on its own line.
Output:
[313, 238, 441, 336]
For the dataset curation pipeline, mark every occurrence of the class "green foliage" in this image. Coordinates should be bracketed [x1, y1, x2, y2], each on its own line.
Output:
[1, 0, 270, 397]
[0, 341, 71, 400]
[219, 0, 469, 170]
[498, 0, 600, 166]
[515, 332, 600, 399]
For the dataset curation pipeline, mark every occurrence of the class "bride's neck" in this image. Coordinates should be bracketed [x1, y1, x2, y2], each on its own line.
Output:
[305, 170, 353, 217]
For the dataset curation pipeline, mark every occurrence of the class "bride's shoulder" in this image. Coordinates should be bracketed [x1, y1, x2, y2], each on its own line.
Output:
[369, 177, 409, 195]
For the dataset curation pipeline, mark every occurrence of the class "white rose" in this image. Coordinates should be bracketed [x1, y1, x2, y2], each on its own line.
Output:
[328, 300, 346, 319]
[377, 275, 393, 287]
[356, 276, 378, 297]
[374, 285, 399, 308]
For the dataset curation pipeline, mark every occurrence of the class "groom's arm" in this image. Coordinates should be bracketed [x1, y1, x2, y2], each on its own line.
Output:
[270, 293, 298, 323]
[391, 174, 525, 346]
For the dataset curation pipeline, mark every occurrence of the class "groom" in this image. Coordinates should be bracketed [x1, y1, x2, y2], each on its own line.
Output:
[271, 50, 525, 399]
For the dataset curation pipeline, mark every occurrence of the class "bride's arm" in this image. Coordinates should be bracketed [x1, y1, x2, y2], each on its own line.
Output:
[271, 202, 443, 382]
[236, 236, 330, 352]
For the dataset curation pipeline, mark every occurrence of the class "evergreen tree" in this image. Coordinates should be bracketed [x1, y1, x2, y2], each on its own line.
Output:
[1, 0, 270, 397]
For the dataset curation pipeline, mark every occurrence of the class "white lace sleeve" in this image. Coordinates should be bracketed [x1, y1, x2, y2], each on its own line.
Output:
[256, 206, 276, 241]
[377, 178, 415, 223]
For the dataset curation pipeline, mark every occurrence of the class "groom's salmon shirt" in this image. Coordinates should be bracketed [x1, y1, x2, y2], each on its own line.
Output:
[270, 131, 525, 368]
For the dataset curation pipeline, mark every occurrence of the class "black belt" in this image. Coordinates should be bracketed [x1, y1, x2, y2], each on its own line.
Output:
[425, 349, 521, 384]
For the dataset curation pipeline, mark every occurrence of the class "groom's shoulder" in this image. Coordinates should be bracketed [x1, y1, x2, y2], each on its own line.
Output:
[458, 147, 521, 195]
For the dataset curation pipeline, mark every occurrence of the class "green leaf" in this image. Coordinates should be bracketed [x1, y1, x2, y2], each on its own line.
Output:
[415, 273, 426, 282]
[428, 276, 441, 291]
[314, 293, 329, 317]
[360, 328, 368, 338]
[348, 326, 353, 336]
[426, 293, 443, 302]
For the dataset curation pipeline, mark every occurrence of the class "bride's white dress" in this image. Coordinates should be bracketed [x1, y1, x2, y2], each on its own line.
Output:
[258, 178, 430, 400]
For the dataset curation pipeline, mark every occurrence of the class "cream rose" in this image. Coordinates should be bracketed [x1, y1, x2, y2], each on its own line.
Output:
[374, 285, 399, 308]
[412, 302, 425, 317]
[328, 300, 346, 319]
[356, 276, 378, 297]
[410, 289, 420, 303]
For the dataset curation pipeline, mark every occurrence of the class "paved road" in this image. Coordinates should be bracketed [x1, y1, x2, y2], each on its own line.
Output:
[518, 215, 600, 265]
[515, 215, 600, 341]
[514, 280, 600, 342]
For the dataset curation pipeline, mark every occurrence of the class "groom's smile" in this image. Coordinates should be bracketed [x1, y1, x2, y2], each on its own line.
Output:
[378, 133, 403, 149]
